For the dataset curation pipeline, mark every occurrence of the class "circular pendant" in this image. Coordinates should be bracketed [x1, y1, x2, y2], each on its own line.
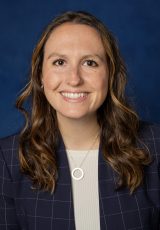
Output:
[71, 167, 84, 180]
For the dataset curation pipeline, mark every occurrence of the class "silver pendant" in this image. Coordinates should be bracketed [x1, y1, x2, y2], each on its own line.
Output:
[71, 167, 84, 180]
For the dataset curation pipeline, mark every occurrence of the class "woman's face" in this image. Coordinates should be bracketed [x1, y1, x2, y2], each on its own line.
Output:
[42, 23, 109, 122]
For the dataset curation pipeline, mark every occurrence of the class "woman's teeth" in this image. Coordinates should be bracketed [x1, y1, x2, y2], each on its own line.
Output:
[61, 92, 87, 99]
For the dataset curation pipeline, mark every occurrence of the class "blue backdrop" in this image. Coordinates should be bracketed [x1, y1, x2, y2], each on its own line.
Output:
[0, 0, 160, 138]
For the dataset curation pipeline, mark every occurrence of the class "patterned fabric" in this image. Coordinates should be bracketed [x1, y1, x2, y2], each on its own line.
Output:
[0, 122, 160, 230]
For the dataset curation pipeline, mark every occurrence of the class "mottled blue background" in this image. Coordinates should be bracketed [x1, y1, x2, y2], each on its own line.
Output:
[0, 0, 160, 138]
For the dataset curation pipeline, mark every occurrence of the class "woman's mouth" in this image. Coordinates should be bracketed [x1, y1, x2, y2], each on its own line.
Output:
[60, 92, 88, 102]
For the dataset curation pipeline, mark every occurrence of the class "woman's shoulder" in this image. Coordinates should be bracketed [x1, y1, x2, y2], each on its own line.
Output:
[138, 121, 160, 161]
[138, 120, 160, 139]
[0, 133, 20, 168]
[0, 133, 19, 149]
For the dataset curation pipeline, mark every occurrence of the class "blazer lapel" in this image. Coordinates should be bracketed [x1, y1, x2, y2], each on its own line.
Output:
[53, 138, 76, 229]
[98, 147, 117, 230]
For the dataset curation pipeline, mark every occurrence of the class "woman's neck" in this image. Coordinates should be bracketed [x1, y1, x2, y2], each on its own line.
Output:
[57, 114, 100, 150]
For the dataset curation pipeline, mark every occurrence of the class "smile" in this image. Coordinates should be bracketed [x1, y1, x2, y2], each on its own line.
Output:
[61, 92, 88, 99]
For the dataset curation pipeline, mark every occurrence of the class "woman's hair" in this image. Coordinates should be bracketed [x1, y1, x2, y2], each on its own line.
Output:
[16, 11, 151, 194]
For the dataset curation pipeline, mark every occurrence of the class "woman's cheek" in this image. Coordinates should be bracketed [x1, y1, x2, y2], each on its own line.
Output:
[43, 71, 61, 89]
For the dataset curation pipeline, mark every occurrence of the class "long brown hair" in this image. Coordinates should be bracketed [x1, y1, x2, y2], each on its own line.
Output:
[16, 11, 151, 194]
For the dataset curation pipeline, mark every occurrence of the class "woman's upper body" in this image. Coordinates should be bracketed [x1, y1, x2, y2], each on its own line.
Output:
[0, 121, 160, 230]
[0, 11, 160, 229]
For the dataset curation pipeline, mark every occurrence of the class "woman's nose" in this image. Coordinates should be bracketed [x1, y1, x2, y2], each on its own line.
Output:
[66, 66, 83, 86]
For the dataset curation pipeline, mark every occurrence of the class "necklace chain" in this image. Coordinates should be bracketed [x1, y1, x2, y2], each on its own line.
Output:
[68, 132, 99, 180]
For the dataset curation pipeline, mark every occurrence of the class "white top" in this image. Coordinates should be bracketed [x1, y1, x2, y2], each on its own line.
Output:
[66, 149, 100, 230]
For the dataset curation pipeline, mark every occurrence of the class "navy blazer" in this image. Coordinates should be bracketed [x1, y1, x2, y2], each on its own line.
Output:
[0, 122, 160, 230]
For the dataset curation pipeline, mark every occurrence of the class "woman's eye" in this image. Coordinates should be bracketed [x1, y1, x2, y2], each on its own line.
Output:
[52, 59, 65, 66]
[84, 60, 98, 67]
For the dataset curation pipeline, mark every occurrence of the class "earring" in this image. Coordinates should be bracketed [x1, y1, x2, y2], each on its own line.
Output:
[41, 84, 44, 89]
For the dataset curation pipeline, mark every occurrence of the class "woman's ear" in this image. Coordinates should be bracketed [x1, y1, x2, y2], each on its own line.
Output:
[41, 75, 44, 88]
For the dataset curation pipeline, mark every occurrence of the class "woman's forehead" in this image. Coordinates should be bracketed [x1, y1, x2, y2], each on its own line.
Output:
[44, 23, 106, 56]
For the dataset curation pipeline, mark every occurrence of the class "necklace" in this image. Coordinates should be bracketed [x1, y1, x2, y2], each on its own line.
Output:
[68, 132, 99, 181]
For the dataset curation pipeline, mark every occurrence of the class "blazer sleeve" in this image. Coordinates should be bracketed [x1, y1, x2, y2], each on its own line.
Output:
[0, 143, 20, 229]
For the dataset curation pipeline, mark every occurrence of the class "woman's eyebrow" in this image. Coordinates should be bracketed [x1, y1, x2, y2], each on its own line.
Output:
[47, 52, 105, 61]
[82, 54, 105, 62]
[47, 52, 67, 59]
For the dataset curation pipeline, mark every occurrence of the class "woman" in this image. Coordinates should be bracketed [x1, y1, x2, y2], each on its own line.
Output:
[0, 11, 159, 230]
